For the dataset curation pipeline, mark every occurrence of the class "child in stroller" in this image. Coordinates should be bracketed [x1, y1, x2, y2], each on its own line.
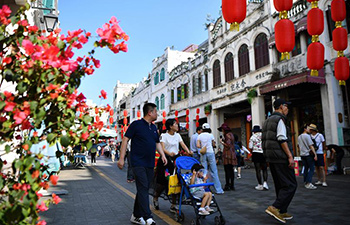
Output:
[190, 163, 215, 215]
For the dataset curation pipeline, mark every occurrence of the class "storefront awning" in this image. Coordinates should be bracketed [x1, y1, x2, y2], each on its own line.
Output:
[296, 16, 307, 33]
[259, 69, 325, 94]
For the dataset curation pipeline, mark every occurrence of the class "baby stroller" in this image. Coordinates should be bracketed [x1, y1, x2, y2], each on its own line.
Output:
[175, 156, 225, 225]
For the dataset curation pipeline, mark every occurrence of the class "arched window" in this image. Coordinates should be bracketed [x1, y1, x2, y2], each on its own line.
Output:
[155, 96, 159, 109]
[154, 72, 159, 85]
[160, 94, 165, 109]
[224, 52, 234, 82]
[213, 60, 221, 87]
[238, 44, 250, 76]
[192, 76, 196, 96]
[204, 70, 208, 91]
[160, 68, 165, 81]
[198, 73, 202, 93]
[254, 33, 269, 70]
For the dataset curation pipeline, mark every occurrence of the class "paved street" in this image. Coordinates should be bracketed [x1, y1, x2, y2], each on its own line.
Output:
[41, 156, 350, 225]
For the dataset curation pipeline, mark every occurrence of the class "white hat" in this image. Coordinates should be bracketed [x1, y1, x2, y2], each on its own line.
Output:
[202, 123, 210, 129]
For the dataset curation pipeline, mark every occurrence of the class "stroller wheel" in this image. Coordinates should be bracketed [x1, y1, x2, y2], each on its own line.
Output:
[175, 211, 185, 222]
[191, 219, 201, 225]
[215, 216, 226, 225]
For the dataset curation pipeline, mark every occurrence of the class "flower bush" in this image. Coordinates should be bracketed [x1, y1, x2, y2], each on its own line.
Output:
[0, 3, 128, 224]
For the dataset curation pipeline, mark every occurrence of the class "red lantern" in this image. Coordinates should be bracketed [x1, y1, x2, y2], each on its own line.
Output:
[123, 110, 128, 117]
[196, 115, 200, 121]
[186, 109, 190, 115]
[334, 57, 350, 85]
[196, 122, 200, 128]
[94, 107, 98, 114]
[331, 0, 346, 23]
[186, 117, 189, 123]
[107, 125, 110, 129]
[273, 0, 293, 12]
[109, 109, 114, 116]
[275, 19, 295, 60]
[175, 118, 179, 123]
[137, 110, 141, 119]
[307, 42, 325, 76]
[162, 118, 166, 124]
[333, 27, 348, 52]
[175, 110, 178, 117]
[123, 117, 128, 125]
[186, 123, 189, 130]
[307, 8, 324, 39]
[124, 126, 127, 132]
[222, 0, 246, 31]
[162, 111, 166, 117]
[196, 108, 200, 114]
[109, 117, 113, 124]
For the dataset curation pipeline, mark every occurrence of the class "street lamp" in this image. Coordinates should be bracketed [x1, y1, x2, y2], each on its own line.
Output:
[43, 12, 58, 32]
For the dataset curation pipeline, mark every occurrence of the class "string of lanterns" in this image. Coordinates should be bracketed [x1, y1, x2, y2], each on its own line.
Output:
[196, 108, 200, 128]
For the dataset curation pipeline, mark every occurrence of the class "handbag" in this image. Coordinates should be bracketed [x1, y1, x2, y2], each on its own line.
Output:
[168, 170, 181, 195]
[199, 146, 207, 155]
[300, 135, 314, 157]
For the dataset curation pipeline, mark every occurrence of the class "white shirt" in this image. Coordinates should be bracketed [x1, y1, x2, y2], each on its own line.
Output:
[277, 119, 287, 141]
[197, 132, 215, 154]
[160, 132, 183, 155]
[311, 133, 325, 154]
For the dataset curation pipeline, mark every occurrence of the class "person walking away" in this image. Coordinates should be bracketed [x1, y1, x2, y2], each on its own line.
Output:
[327, 144, 345, 175]
[190, 163, 214, 215]
[218, 123, 237, 191]
[117, 103, 167, 225]
[89, 140, 98, 165]
[111, 144, 116, 162]
[262, 98, 297, 224]
[308, 124, 327, 187]
[126, 142, 135, 182]
[197, 123, 224, 194]
[249, 125, 269, 191]
[298, 125, 317, 189]
[190, 127, 203, 161]
[233, 134, 243, 179]
[153, 119, 192, 212]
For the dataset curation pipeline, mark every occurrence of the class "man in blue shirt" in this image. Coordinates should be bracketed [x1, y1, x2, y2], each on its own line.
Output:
[118, 103, 167, 225]
[190, 127, 202, 161]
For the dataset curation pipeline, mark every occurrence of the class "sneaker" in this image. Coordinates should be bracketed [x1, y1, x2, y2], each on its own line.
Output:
[280, 212, 293, 220]
[305, 183, 317, 189]
[205, 206, 215, 212]
[234, 168, 238, 173]
[237, 174, 241, 179]
[146, 218, 156, 225]
[315, 181, 322, 185]
[198, 208, 210, 215]
[169, 205, 178, 213]
[265, 206, 286, 224]
[130, 214, 146, 225]
[255, 184, 263, 191]
[322, 182, 328, 187]
[263, 182, 269, 190]
[153, 199, 159, 210]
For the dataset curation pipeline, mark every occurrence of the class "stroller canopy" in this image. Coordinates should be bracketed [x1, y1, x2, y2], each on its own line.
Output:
[175, 156, 200, 171]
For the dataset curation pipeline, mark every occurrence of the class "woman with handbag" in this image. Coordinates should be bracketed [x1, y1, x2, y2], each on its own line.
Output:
[197, 123, 224, 194]
[218, 123, 237, 191]
[153, 119, 191, 213]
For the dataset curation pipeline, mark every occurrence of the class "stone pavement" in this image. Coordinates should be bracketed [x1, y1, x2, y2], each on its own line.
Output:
[41, 156, 350, 225]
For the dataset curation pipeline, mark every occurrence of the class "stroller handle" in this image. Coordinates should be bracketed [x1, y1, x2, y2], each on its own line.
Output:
[188, 183, 214, 188]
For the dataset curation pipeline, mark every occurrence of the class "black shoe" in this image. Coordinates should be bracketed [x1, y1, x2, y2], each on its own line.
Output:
[153, 200, 159, 210]
[223, 186, 231, 191]
[230, 187, 235, 191]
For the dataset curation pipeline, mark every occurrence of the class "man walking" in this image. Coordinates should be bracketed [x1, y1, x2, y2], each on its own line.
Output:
[117, 103, 167, 225]
[190, 127, 203, 161]
[262, 99, 297, 224]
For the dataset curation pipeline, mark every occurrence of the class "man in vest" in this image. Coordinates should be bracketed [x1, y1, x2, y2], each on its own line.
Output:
[262, 98, 297, 224]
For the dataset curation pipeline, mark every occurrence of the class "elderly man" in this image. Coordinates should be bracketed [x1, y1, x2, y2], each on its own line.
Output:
[262, 99, 297, 224]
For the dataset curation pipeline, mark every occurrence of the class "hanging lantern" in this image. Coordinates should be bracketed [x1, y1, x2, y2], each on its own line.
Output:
[196, 115, 200, 121]
[275, 19, 295, 60]
[121, 125, 124, 139]
[196, 108, 200, 114]
[273, 0, 293, 18]
[109, 109, 114, 116]
[109, 117, 113, 124]
[123, 110, 128, 117]
[186, 109, 190, 115]
[162, 111, 166, 118]
[124, 125, 127, 132]
[196, 122, 200, 128]
[331, 0, 346, 27]
[195, 108, 200, 128]
[333, 27, 348, 56]
[162, 118, 166, 125]
[185, 109, 189, 130]
[123, 117, 127, 126]
[307, 42, 325, 76]
[137, 110, 141, 119]
[175, 110, 179, 123]
[334, 57, 350, 85]
[307, 8, 324, 42]
[222, 0, 247, 31]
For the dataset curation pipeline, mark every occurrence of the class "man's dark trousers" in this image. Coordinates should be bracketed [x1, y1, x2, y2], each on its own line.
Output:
[133, 167, 154, 220]
[269, 163, 297, 214]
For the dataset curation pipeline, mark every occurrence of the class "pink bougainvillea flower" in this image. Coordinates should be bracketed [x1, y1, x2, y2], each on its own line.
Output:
[50, 175, 59, 185]
[78, 35, 88, 44]
[52, 193, 61, 204]
[13, 183, 22, 190]
[3, 56, 12, 64]
[22, 144, 29, 151]
[50, 92, 59, 99]
[14, 110, 27, 124]
[92, 58, 100, 68]
[37, 202, 48, 212]
[37, 220, 47, 225]
[4, 101, 16, 112]
[118, 41, 128, 52]
[36, 192, 43, 199]
[100, 90, 107, 99]
[21, 39, 35, 55]
[32, 170, 40, 179]
[76, 93, 86, 103]
[28, 25, 38, 32]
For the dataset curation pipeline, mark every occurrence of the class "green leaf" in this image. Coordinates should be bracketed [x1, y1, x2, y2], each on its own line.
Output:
[63, 120, 72, 128]
[57, 40, 66, 49]
[0, 101, 5, 110]
[83, 115, 92, 125]
[40, 98, 47, 105]
[29, 101, 38, 112]
[47, 133, 57, 143]
[5, 145, 11, 153]
[16, 81, 28, 94]
[60, 135, 70, 147]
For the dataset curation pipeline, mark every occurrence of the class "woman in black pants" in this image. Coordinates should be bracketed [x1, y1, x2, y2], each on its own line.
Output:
[249, 125, 269, 190]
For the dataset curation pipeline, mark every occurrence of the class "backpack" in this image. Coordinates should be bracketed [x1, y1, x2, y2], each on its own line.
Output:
[310, 134, 320, 151]
[234, 143, 241, 157]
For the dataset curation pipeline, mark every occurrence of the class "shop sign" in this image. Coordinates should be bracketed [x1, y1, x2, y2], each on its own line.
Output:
[217, 87, 227, 95]
[230, 79, 246, 92]
[255, 71, 268, 80]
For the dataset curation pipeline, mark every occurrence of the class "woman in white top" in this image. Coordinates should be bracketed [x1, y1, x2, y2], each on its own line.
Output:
[197, 123, 224, 194]
[153, 119, 191, 212]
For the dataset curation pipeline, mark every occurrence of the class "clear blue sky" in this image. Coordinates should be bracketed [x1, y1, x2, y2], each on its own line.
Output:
[58, 1, 221, 105]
